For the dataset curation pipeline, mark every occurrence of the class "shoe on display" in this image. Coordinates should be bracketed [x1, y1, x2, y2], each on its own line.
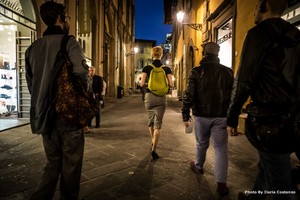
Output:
[0, 94, 11, 99]
[1, 85, 13, 90]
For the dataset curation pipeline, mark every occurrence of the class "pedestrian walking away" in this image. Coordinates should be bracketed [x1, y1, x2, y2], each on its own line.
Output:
[182, 42, 234, 197]
[227, 0, 300, 199]
[140, 46, 174, 161]
[25, 1, 88, 199]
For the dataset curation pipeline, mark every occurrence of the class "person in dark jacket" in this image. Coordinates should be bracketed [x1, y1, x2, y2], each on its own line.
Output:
[182, 42, 234, 196]
[227, 0, 300, 199]
[87, 66, 104, 129]
[25, 1, 88, 200]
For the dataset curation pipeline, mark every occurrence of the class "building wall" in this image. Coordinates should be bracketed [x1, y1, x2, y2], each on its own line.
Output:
[134, 39, 155, 89]
[169, 0, 300, 131]
[172, 0, 205, 98]
[32, 0, 135, 98]
[234, 0, 256, 74]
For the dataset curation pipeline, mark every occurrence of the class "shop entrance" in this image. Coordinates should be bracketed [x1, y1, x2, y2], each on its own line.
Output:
[217, 18, 233, 69]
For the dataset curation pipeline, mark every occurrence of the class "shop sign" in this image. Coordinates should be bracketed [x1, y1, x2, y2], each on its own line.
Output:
[0, 0, 23, 15]
[282, 6, 300, 21]
[217, 32, 232, 45]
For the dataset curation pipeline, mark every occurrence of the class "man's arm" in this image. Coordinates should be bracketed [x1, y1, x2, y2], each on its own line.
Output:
[25, 46, 33, 94]
[227, 29, 267, 128]
[182, 68, 198, 122]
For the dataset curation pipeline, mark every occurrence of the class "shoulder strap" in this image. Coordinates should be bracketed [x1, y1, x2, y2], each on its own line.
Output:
[49, 35, 73, 106]
[149, 64, 155, 69]
[149, 64, 165, 69]
[60, 35, 74, 54]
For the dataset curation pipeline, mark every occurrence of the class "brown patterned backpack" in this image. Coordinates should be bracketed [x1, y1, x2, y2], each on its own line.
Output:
[51, 35, 96, 128]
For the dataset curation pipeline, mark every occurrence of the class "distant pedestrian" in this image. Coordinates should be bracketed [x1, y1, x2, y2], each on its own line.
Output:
[140, 46, 173, 160]
[25, 1, 88, 200]
[226, 0, 300, 199]
[182, 42, 234, 196]
[87, 66, 104, 129]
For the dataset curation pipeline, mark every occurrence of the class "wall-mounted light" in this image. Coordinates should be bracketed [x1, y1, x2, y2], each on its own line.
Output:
[176, 11, 202, 31]
[126, 47, 139, 56]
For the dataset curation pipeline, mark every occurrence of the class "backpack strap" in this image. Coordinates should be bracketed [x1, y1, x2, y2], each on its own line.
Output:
[60, 35, 74, 54]
[149, 64, 164, 68]
[49, 35, 74, 108]
[149, 64, 155, 69]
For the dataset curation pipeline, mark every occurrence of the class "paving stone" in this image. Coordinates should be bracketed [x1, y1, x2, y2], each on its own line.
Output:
[0, 95, 299, 200]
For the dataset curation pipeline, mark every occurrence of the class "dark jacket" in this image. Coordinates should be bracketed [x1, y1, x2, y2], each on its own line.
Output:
[227, 18, 300, 128]
[25, 26, 88, 134]
[182, 55, 234, 121]
[90, 75, 103, 96]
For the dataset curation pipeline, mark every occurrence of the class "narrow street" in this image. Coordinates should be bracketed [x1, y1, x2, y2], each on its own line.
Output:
[0, 94, 298, 200]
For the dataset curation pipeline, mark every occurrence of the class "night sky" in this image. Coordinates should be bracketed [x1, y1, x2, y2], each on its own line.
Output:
[135, 0, 172, 45]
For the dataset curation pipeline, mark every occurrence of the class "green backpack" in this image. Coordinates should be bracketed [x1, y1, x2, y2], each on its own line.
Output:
[148, 64, 169, 96]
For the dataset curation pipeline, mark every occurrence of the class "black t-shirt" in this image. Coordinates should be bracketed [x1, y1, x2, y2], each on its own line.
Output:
[142, 60, 172, 92]
[142, 60, 172, 77]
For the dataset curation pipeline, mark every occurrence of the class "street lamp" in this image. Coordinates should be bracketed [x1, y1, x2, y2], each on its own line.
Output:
[176, 11, 202, 31]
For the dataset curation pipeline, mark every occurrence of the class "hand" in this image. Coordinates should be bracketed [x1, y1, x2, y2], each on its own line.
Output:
[227, 126, 238, 136]
[184, 121, 189, 127]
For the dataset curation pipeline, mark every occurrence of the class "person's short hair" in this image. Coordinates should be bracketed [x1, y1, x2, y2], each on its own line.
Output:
[262, 0, 287, 15]
[201, 42, 220, 55]
[40, 1, 66, 26]
[152, 46, 163, 59]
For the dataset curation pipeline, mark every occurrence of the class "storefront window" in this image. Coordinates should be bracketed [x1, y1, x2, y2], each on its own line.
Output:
[0, 17, 17, 117]
[0, 0, 36, 119]
[217, 19, 232, 68]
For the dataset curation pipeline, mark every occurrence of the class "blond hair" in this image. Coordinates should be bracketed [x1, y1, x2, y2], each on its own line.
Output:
[152, 46, 163, 59]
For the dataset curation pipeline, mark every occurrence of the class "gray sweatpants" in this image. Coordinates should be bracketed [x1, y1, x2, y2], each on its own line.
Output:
[194, 116, 228, 183]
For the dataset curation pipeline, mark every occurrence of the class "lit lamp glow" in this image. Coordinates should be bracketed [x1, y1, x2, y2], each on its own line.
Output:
[126, 47, 139, 57]
[176, 11, 202, 31]
[176, 11, 185, 23]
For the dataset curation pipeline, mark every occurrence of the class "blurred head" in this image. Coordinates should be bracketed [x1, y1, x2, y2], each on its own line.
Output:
[89, 66, 95, 77]
[152, 46, 163, 60]
[40, 1, 70, 34]
[201, 42, 220, 56]
[254, 0, 287, 24]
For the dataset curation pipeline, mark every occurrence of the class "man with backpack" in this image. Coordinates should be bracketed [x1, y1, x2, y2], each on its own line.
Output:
[227, 0, 300, 199]
[140, 46, 173, 160]
[25, 1, 88, 199]
[182, 42, 234, 196]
